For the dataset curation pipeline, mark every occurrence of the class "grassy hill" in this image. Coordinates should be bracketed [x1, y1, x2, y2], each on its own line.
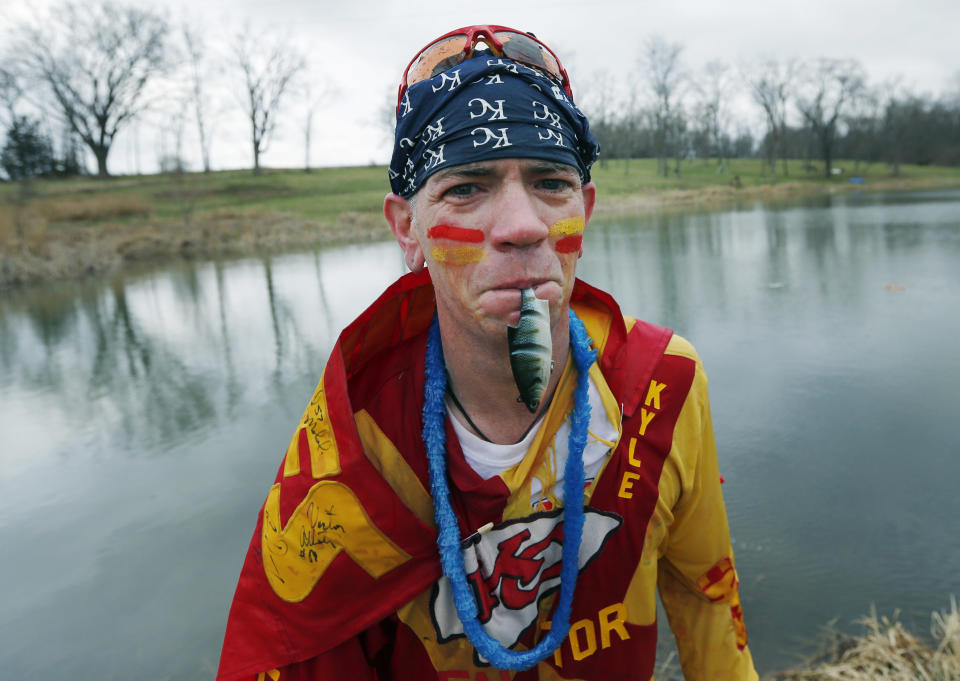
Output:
[2, 158, 959, 287]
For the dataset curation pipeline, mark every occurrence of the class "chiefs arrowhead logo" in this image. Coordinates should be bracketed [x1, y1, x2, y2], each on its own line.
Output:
[430, 507, 622, 658]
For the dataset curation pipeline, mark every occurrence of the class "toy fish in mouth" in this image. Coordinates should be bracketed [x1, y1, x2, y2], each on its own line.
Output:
[507, 288, 552, 413]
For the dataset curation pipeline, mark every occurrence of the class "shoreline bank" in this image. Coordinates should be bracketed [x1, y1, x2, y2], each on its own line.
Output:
[653, 599, 960, 681]
[2, 176, 958, 289]
[0, 207, 393, 289]
[592, 175, 960, 215]
[771, 598, 959, 681]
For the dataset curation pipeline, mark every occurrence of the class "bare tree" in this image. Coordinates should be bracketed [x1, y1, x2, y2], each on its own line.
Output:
[694, 60, 734, 172]
[621, 75, 645, 174]
[377, 86, 403, 167]
[796, 58, 867, 179]
[156, 95, 190, 174]
[745, 57, 796, 179]
[843, 82, 880, 174]
[640, 36, 686, 177]
[879, 80, 915, 177]
[301, 82, 331, 173]
[947, 70, 960, 109]
[578, 69, 619, 168]
[232, 27, 305, 175]
[0, 66, 22, 126]
[182, 24, 216, 173]
[11, 1, 171, 177]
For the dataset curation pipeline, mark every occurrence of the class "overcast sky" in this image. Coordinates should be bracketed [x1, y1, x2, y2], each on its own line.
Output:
[4, 0, 959, 174]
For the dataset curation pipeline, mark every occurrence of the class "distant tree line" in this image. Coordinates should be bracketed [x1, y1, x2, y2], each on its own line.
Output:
[1, 3, 958, 182]
[578, 39, 960, 180]
[0, 0, 311, 181]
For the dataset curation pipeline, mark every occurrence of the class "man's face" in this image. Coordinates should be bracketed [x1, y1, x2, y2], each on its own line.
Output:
[391, 158, 595, 345]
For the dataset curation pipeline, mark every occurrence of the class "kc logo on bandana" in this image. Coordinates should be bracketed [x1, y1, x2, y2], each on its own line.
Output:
[430, 508, 622, 664]
[538, 128, 565, 146]
[390, 56, 600, 198]
[532, 101, 563, 129]
[399, 91, 413, 118]
[468, 98, 507, 121]
[433, 70, 462, 92]
[423, 144, 447, 170]
[424, 117, 447, 142]
[471, 127, 512, 149]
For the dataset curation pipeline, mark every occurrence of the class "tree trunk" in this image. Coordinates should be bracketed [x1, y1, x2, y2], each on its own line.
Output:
[94, 145, 110, 177]
[821, 132, 832, 179]
[304, 115, 312, 173]
[14, 178, 32, 254]
[823, 145, 833, 179]
[779, 128, 789, 177]
[197, 111, 211, 173]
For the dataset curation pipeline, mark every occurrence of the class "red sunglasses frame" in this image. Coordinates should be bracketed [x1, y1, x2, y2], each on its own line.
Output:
[396, 24, 573, 111]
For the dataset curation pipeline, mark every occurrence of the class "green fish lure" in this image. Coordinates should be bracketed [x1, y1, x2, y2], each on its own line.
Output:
[507, 288, 553, 413]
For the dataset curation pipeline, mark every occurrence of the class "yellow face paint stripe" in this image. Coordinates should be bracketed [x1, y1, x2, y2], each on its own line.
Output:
[548, 216, 585, 238]
[431, 245, 487, 264]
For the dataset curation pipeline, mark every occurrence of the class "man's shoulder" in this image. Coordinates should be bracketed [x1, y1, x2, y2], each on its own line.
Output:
[663, 332, 701, 365]
[347, 326, 428, 412]
[621, 314, 701, 366]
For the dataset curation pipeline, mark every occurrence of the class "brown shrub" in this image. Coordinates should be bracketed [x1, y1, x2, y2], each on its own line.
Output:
[0, 203, 48, 252]
[0, 204, 13, 248]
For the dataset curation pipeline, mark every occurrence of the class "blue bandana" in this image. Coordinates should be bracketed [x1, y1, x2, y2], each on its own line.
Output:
[389, 56, 599, 198]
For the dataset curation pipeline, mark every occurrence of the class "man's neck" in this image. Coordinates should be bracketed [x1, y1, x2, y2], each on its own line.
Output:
[439, 310, 571, 445]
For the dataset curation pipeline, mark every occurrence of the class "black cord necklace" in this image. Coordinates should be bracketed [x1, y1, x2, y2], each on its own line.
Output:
[445, 384, 493, 442]
[446, 373, 560, 446]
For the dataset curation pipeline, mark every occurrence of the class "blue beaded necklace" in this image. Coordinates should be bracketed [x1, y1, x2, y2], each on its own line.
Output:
[422, 309, 598, 670]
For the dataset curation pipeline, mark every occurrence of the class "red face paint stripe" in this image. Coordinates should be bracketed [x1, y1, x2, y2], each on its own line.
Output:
[555, 235, 583, 253]
[427, 225, 485, 243]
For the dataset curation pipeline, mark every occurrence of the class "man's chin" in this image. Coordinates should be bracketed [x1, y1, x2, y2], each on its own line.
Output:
[478, 281, 564, 323]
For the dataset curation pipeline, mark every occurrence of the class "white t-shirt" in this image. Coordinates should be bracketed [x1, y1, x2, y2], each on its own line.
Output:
[447, 373, 620, 507]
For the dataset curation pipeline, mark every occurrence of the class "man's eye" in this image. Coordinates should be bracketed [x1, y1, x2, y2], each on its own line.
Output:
[538, 178, 573, 191]
[445, 183, 477, 197]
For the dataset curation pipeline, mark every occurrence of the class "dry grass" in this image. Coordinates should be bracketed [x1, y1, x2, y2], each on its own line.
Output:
[594, 176, 960, 216]
[0, 204, 15, 249]
[34, 195, 152, 222]
[0, 202, 48, 252]
[775, 599, 960, 681]
[0, 209, 391, 288]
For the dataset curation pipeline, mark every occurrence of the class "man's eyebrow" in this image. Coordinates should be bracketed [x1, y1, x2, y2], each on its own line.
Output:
[431, 164, 495, 182]
[527, 161, 578, 176]
[429, 161, 579, 184]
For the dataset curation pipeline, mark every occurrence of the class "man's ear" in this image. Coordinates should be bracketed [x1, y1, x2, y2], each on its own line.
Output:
[579, 182, 597, 258]
[384, 192, 425, 272]
[582, 182, 597, 224]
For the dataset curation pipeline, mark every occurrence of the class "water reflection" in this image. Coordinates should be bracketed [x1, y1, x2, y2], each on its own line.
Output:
[580, 191, 960, 669]
[1, 190, 959, 679]
[0, 244, 406, 473]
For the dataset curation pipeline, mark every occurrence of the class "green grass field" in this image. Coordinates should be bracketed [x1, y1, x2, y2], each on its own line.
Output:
[3, 158, 959, 231]
[3, 157, 959, 287]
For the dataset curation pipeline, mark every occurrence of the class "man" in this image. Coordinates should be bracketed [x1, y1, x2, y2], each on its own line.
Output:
[218, 25, 757, 681]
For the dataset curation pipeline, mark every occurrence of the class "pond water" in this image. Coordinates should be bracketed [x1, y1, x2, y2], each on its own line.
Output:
[1, 189, 958, 679]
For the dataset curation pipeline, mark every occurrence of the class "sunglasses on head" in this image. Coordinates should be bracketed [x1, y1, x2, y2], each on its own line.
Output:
[397, 25, 572, 112]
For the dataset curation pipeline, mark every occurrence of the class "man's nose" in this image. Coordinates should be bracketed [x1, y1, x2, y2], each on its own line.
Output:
[488, 182, 549, 249]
